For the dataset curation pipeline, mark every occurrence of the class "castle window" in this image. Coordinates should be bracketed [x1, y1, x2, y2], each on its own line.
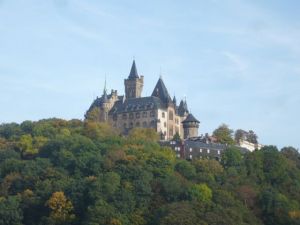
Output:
[136, 122, 140, 127]
[136, 112, 140, 118]
[207, 149, 210, 154]
[218, 150, 220, 155]
[189, 148, 192, 152]
[122, 113, 127, 119]
[129, 122, 133, 128]
[169, 111, 174, 120]
[150, 111, 155, 117]
[162, 112, 165, 118]
[123, 123, 127, 128]
[189, 155, 193, 159]
[150, 120, 156, 128]
[143, 111, 147, 118]
[129, 113, 134, 119]
[164, 122, 167, 128]
[200, 148, 202, 153]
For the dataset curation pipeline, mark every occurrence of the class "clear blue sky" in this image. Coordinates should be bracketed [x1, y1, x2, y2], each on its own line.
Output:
[0, 0, 299, 149]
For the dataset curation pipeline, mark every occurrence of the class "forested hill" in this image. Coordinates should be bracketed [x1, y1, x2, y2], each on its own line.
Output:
[0, 119, 300, 225]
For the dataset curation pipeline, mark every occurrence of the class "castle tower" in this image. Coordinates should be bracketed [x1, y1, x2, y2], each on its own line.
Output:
[182, 113, 200, 139]
[124, 60, 144, 99]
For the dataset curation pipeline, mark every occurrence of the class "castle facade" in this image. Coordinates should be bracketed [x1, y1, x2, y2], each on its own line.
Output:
[86, 61, 200, 140]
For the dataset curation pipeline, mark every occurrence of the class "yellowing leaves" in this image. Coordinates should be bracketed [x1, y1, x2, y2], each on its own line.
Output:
[46, 191, 75, 224]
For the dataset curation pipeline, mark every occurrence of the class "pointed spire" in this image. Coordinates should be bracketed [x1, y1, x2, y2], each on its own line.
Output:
[173, 95, 177, 105]
[128, 60, 139, 79]
[103, 75, 107, 95]
[102, 76, 108, 103]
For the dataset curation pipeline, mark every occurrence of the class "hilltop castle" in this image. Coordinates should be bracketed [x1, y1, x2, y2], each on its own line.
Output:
[86, 60, 200, 140]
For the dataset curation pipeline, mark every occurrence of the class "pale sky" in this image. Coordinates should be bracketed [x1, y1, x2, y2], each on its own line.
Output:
[0, 0, 299, 149]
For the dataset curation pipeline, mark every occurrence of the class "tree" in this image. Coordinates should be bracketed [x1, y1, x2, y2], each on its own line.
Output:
[234, 129, 247, 143]
[175, 160, 196, 179]
[221, 146, 242, 168]
[0, 196, 23, 225]
[128, 128, 159, 143]
[247, 130, 258, 144]
[212, 124, 235, 145]
[17, 134, 38, 157]
[188, 184, 212, 203]
[172, 132, 181, 141]
[85, 107, 102, 122]
[157, 202, 204, 225]
[86, 199, 119, 225]
[46, 192, 75, 225]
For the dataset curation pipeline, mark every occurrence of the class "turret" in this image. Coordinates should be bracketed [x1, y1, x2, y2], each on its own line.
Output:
[178, 99, 189, 117]
[182, 113, 200, 139]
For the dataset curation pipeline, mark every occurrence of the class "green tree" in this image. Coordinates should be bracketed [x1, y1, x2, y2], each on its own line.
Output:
[158, 202, 204, 225]
[175, 160, 196, 179]
[188, 183, 212, 203]
[221, 146, 242, 168]
[0, 196, 23, 225]
[213, 124, 235, 145]
[172, 132, 181, 141]
[17, 134, 38, 156]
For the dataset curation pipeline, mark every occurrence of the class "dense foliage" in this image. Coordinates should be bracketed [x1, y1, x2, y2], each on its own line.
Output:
[0, 119, 300, 225]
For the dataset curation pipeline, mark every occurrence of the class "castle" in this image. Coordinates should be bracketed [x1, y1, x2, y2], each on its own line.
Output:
[86, 60, 200, 140]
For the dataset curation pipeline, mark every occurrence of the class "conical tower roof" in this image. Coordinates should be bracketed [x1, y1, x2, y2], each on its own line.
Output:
[151, 77, 172, 103]
[128, 60, 139, 79]
[182, 113, 200, 124]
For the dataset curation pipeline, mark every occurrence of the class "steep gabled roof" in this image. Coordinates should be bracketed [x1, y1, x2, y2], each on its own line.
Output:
[182, 113, 200, 124]
[151, 77, 172, 103]
[128, 60, 139, 79]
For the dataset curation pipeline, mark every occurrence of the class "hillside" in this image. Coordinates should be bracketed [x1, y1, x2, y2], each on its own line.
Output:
[0, 119, 300, 225]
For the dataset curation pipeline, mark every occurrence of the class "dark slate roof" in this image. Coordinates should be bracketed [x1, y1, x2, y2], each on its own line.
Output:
[128, 60, 139, 79]
[178, 100, 189, 116]
[185, 140, 227, 151]
[151, 78, 172, 103]
[182, 113, 200, 124]
[109, 96, 165, 114]
[173, 96, 177, 104]
[184, 139, 250, 154]
[86, 91, 115, 113]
